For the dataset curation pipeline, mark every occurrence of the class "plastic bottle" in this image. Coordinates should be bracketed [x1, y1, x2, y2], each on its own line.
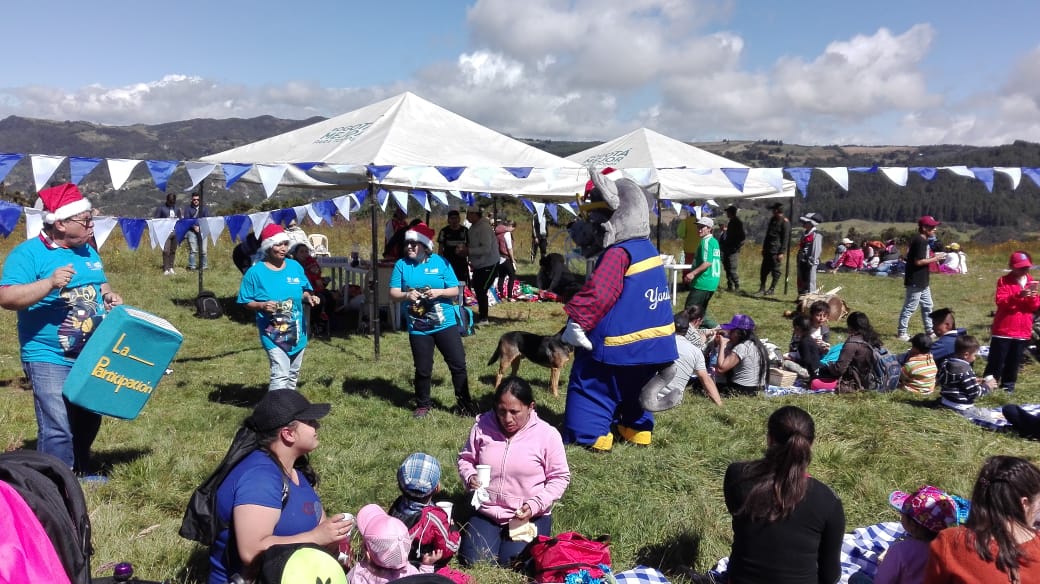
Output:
[679, 250, 685, 264]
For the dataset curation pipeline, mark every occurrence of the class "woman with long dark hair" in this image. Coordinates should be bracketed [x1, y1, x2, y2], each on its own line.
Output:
[813, 311, 881, 393]
[713, 314, 770, 395]
[925, 455, 1040, 583]
[723, 405, 845, 583]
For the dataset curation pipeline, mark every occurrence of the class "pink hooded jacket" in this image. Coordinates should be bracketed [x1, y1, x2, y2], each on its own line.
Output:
[992, 273, 1040, 339]
[457, 410, 570, 524]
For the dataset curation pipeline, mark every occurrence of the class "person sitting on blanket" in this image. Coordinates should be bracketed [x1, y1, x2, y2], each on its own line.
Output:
[812, 312, 881, 393]
[682, 304, 717, 352]
[639, 312, 723, 411]
[782, 314, 822, 382]
[388, 453, 461, 569]
[937, 335, 998, 421]
[899, 333, 937, 395]
[713, 314, 770, 396]
[1001, 404, 1040, 440]
[928, 308, 966, 368]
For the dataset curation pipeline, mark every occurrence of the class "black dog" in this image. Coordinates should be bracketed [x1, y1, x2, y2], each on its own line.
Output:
[487, 330, 573, 396]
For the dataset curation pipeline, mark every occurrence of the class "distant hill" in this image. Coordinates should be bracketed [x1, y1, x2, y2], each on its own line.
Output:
[1, 115, 1039, 234]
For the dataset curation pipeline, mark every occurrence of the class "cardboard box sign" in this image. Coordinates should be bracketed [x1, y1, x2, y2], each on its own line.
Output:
[63, 305, 183, 420]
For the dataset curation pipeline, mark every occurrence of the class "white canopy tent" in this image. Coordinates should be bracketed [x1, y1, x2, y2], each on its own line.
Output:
[566, 127, 796, 200]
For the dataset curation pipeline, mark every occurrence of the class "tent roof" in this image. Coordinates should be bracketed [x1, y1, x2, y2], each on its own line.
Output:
[202, 92, 584, 197]
[567, 127, 795, 200]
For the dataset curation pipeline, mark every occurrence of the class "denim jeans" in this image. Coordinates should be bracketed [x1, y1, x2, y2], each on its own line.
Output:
[897, 285, 934, 335]
[187, 230, 208, 269]
[23, 361, 102, 472]
[458, 512, 551, 567]
[266, 347, 305, 391]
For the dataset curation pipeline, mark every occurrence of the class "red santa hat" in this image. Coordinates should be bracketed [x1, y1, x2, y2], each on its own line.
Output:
[404, 222, 435, 250]
[259, 223, 291, 254]
[36, 183, 92, 224]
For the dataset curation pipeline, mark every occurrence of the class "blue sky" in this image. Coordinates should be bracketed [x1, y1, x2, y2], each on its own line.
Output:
[1, 0, 1038, 145]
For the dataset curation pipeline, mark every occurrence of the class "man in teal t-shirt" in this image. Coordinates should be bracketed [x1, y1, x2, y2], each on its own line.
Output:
[683, 217, 721, 327]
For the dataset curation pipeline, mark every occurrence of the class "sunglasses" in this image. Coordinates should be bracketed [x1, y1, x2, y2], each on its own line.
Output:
[405, 241, 422, 248]
[64, 217, 94, 228]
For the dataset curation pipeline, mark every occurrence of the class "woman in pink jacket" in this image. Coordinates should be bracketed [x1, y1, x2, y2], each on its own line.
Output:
[983, 251, 1040, 393]
[457, 376, 571, 566]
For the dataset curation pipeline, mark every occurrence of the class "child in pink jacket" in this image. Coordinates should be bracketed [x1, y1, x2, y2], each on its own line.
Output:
[982, 251, 1040, 393]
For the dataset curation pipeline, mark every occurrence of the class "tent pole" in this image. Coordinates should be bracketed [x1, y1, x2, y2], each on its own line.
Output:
[196, 182, 205, 297]
[655, 201, 661, 250]
[369, 179, 380, 359]
[782, 197, 794, 296]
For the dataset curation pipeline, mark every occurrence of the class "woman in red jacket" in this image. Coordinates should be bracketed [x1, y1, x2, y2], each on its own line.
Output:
[983, 251, 1040, 393]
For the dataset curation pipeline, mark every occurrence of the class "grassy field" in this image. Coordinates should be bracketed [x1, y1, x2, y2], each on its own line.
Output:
[1, 219, 1038, 583]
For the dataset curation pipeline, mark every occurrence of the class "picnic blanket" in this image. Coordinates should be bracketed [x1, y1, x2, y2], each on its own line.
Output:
[966, 403, 1040, 431]
[614, 566, 670, 584]
[764, 384, 835, 397]
[712, 521, 908, 584]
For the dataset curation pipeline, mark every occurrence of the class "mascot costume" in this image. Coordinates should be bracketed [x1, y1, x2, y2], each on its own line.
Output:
[561, 170, 678, 452]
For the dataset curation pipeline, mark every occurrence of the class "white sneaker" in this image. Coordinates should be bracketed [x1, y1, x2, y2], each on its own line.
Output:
[896, 333, 910, 342]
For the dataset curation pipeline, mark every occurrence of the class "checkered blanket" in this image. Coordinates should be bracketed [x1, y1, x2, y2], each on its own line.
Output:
[614, 566, 670, 584]
[764, 384, 835, 397]
[712, 521, 908, 583]
[966, 403, 1040, 431]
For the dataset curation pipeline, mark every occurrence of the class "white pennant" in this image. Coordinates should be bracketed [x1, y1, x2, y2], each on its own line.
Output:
[148, 218, 177, 249]
[559, 203, 577, 217]
[201, 217, 225, 246]
[995, 167, 1022, 190]
[305, 203, 323, 226]
[31, 155, 66, 192]
[880, 167, 909, 187]
[184, 162, 217, 191]
[819, 167, 849, 191]
[531, 201, 546, 228]
[391, 190, 410, 213]
[92, 216, 118, 250]
[749, 168, 785, 194]
[941, 165, 975, 179]
[107, 159, 142, 190]
[429, 191, 449, 207]
[250, 212, 271, 238]
[292, 205, 308, 225]
[447, 190, 463, 201]
[671, 201, 684, 215]
[24, 207, 44, 239]
[257, 164, 288, 198]
[333, 195, 352, 220]
[706, 199, 719, 208]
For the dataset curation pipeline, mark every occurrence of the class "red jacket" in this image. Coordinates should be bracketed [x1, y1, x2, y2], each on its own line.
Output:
[991, 273, 1040, 339]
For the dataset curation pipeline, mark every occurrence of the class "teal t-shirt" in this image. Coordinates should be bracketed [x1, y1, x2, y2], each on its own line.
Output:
[390, 253, 459, 335]
[237, 259, 312, 355]
[693, 235, 722, 292]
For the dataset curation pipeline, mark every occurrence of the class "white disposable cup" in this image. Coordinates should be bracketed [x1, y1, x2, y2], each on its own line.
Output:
[435, 501, 454, 521]
[476, 464, 491, 488]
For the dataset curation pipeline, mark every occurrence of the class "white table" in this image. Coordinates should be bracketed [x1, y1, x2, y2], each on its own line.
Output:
[321, 257, 401, 331]
[663, 264, 692, 303]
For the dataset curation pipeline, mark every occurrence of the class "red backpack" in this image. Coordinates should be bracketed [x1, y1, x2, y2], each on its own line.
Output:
[515, 532, 612, 583]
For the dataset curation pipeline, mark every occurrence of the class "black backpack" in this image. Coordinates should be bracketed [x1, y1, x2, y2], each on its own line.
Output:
[0, 450, 93, 584]
[194, 290, 224, 319]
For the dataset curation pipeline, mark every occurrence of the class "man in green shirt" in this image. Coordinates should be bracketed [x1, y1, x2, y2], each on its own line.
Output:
[683, 217, 721, 327]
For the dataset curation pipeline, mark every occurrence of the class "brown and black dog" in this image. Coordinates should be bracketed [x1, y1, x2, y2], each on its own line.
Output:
[487, 330, 573, 396]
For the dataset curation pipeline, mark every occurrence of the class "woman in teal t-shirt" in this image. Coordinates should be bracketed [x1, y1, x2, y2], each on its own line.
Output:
[238, 224, 321, 391]
[390, 222, 476, 419]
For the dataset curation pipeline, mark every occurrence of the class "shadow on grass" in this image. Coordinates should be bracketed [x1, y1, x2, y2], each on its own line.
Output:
[93, 446, 153, 475]
[171, 294, 254, 325]
[634, 529, 704, 577]
[174, 546, 210, 584]
[207, 384, 268, 408]
[902, 397, 944, 409]
[345, 376, 416, 410]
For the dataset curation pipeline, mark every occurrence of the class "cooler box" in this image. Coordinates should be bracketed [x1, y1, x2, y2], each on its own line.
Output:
[63, 305, 183, 420]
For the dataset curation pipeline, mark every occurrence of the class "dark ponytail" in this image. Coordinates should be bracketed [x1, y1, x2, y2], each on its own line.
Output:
[737, 406, 815, 522]
[966, 456, 1040, 583]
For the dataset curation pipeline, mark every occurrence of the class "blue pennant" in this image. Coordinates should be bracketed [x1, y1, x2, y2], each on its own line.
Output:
[721, 168, 749, 192]
[225, 215, 252, 242]
[461, 192, 476, 206]
[1024, 168, 1040, 189]
[69, 157, 103, 185]
[909, 167, 938, 181]
[520, 198, 534, 214]
[411, 190, 428, 208]
[312, 200, 337, 223]
[118, 218, 146, 250]
[504, 167, 533, 179]
[223, 163, 252, 188]
[376, 189, 388, 207]
[0, 200, 22, 237]
[0, 153, 24, 183]
[367, 165, 394, 182]
[969, 167, 995, 193]
[294, 162, 320, 171]
[352, 188, 368, 208]
[145, 160, 179, 192]
[174, 218, 196, 243]
[785, 167, 813, 198]
[546, 203, 558, 223]
[270, 208, 295, 226]
[435, 166, 465, 182]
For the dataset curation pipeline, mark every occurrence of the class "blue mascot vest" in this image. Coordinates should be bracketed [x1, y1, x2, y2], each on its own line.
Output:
[588, 239, 677, 365]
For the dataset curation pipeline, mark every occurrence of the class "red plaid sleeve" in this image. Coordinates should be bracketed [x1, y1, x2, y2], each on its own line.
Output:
[564, 246, 630, 330]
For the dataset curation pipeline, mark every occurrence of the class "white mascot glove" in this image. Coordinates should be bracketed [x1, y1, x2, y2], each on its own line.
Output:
[562, 319, 593, 351]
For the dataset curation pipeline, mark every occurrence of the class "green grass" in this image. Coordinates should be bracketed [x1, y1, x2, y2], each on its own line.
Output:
[1, 222, 1037, 583]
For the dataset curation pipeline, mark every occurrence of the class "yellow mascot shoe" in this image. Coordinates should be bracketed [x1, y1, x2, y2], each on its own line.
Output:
[618, 425, 652, 446]
[590, 433, 614, 452]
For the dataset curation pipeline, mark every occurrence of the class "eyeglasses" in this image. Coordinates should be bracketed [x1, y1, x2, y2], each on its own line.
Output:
[64, 217, 94, 228]
[405, 241, 422, 248]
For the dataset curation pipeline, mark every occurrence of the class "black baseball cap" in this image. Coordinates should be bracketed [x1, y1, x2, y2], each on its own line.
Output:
[245, 390, 331, 432]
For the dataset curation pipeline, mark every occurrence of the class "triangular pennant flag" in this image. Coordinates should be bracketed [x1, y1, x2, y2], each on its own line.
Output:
[200, 216, 225, 245]
[352, 188, 367, 209]
[305, 202, 324, 226]
[69, 157, 103, 185]
[622, 168, 653, 186]
[504, 167, 532, 179]
[721, 168, 749, 192]
[270, 208, 296, 226]
[1024, 168, 1040, 189]
[31, 154, 66, 192]
[785, 167, 813, 198]
[994, 167, 1022, 190]
[969, 167, 995, 193]
[292, 205, 309, 225]
[412, 190, 430, 212]
[367, 164, 394, 182]
[748, 168, 785, 195]
[532, 202, 546, 230]
[848, 165, 878, 173]
[91, 216, 118, 250]
[250, 212, 271, 238]
[145, 160, 179, 192]
[312, 200, 339, 225]
[429, 191, 449, 207]
[435, 166, 465, 182]
[148, 218, 177, 249]
[520, 199, 534, 214]
[0, 153, 24, 183]
[909, 167, 938, 181]
[706, 199, 719, 208]
[818, 167, 849, 191]
[174, 218, 195, 243]
[225, 215, 252, 243]
[400, 166, 427, 187]
[24, 208, 44, 239]
[546, 203, 558, 223]
[184, 161, 217, 191]
[461, 192, 475, 206]
[879, 167, 909, 187]
[222, 163, 253, 188]
[377, 188, 390, 211]
[117, 218, 146, 250]
[0, 200, 22, 237]
[470, 167, 496, 188]
[293, 162, 320, 172]
[257, 164, 288, 198]
[391, 190, 410, 213]
[332, 195, 353, 220]
[941, 165, 975, 179]
[670, 201, 683, 215]
[560, 202, 578, 217]
[107, 159, 142, 190]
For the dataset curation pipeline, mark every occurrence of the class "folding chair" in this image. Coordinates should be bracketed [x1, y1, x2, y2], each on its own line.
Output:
[309, 233, 331, 257]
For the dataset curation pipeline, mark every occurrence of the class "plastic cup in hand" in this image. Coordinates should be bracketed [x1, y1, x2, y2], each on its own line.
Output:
[436, 501, 454, 521]
[476, 464, 491, 488]
[337, 512, 354, 566]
